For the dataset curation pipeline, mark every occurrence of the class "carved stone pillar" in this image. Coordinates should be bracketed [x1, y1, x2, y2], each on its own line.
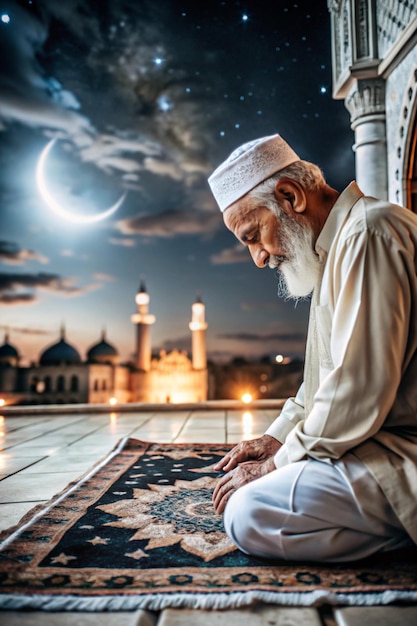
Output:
[345, 77, 388, 199]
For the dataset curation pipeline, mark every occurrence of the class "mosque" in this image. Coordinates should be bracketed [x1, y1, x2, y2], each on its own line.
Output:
[0, 282, 209, 406]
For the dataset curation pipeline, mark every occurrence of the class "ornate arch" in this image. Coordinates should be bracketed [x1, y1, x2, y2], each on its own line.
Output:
[395, 67, 417, 210]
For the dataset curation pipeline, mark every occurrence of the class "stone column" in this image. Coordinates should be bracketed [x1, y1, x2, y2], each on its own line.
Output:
[345, 78, 388, 199]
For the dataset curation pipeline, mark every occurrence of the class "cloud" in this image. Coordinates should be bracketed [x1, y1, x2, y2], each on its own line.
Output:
[210, 244, 249, 265]
[57, 278, 101, 297]
[93, 272, 115, 281]
[108, 237, 136, 247]
[0, 241, 49, 265]
[0, 3, 91, 139]
[60, 249, 89, 260]
[0, 324, 53, 335]
[143, 156, 182, 180]
[116, 209, 221, 238]
[0, 292, 36, 305]
[78, 134, 161, 177]
[0, 94, 91, 137]
[0, 271, 95, 304]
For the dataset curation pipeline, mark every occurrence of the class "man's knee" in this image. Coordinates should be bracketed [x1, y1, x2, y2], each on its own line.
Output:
[223, 484, 255, 554]
[223, 480, 287, 558]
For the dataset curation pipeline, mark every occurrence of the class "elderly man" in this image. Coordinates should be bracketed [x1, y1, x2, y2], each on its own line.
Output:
[208, 134, 417, 562]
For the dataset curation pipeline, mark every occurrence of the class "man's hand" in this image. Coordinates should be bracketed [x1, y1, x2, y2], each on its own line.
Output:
[214, 434, 282, 472]
[212, 457, 276, 514]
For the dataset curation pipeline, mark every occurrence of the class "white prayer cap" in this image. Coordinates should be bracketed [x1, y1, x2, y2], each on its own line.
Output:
[208, 134, 300, 212]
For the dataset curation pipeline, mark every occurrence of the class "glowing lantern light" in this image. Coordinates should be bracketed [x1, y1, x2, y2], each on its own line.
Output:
[241, 392, 252, 404]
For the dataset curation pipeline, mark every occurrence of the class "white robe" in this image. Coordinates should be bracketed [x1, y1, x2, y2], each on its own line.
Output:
[226, 182, 417, 561]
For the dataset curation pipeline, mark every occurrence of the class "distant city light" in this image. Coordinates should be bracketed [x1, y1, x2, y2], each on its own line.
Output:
[275, 354, 292, 365]
[241, 392, 252, 404]
[242, 14, 249, 22]
[320, 86, 327, 94]
[1, 14, 10, 23]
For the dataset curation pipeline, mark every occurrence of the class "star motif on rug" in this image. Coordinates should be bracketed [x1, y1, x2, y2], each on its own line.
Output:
[86, 536, 110, 545]
[146, 450, 217, 461]
[125, 548, 150, 560]
[97, 476, 236, 562]
[50, 552, 77, 565]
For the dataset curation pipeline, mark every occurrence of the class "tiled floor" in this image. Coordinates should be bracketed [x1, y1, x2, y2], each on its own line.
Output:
[0, 402, 416, 626]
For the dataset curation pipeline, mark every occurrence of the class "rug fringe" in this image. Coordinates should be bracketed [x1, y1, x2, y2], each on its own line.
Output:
[1, 589, 417, 611]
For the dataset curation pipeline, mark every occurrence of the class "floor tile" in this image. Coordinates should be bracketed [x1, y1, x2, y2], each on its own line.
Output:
[9, 435, 84, 449]
[158, 606, 322, 625]
[0, 445, 63, 457]
[0, 471, 81, 503]
[63, 442, 119, 455]
[0, 501, 47, 532]
[0, 455, 42, 475]
[0, 610, 157, 626]
[16, 454, 102, 475]
[335, 606, 417, 626]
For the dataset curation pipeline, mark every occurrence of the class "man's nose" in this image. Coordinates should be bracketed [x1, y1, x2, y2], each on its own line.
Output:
[250, 246, 269, 268]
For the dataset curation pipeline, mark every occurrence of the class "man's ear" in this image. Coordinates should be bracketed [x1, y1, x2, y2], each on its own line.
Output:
[274, 178, 307, 214]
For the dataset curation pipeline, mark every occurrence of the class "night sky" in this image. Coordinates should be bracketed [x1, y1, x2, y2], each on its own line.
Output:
[0, 0, 355, 366]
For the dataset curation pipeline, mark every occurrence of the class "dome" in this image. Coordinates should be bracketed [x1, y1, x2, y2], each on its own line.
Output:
[87, 332, 118, 365]
[40, 328, 81, 366]
[0, 334, 19, 367]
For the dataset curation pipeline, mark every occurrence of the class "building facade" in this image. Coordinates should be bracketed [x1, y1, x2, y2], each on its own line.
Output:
[328, 0, 417, 209]
[0, 285, 208, 406]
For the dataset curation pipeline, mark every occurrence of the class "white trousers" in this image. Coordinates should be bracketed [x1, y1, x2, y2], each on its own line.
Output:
[224, 456, 413, 562]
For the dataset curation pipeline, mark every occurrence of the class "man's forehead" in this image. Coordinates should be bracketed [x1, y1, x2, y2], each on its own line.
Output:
[223, 201, 255, 233]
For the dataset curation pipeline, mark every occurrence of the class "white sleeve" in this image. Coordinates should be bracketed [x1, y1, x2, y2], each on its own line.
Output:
[274, 229, 411, 469]
[265, 382, 305, 443]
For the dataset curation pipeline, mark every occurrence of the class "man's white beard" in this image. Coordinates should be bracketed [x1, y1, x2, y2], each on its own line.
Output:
[268, 201, 322, 300]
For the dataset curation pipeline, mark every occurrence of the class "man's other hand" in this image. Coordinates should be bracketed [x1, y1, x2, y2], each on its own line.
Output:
[213, 434, 281, 472]
[212, 457, 276, 514]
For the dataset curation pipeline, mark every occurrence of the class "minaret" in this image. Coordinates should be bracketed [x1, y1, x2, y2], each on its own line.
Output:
[130, 279, 155, 371]
[189, 293, 208, 370]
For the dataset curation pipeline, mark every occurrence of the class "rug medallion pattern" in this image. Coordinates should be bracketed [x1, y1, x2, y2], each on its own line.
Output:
[0, 438, 417, 610]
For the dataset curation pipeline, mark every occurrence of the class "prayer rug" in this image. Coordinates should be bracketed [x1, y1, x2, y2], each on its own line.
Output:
[1, 437, 417, 611]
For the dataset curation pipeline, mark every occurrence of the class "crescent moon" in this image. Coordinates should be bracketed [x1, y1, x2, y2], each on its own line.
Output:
[36, 139, 126, 224]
